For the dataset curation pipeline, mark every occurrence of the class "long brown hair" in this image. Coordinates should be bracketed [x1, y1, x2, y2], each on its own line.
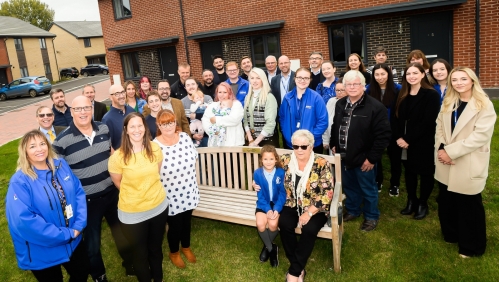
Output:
[346, 53, 366, 72]
[124, 80, 140, 99]
[396, 63, 433, 117]
[17, 130, 57, 179]
[259, 145, 283, 168]
[120, 112, 155, 165]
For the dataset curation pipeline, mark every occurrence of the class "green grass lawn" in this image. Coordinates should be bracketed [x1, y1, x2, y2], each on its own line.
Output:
[1, 101, 499, 281]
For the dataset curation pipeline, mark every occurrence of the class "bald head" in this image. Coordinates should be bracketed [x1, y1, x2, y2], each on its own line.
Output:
[109, 84, 126, 109]
[109, 84, 124, 95]
[72, 95, 92, 107]
[278, 55, 291, 75]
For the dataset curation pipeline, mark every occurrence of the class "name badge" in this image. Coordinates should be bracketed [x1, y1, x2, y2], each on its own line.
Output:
[305, 105, 312, 109]
[65, 204, 74, 219]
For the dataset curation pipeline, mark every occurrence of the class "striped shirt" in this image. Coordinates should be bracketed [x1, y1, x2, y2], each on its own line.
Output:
[53, 121, 114, 197]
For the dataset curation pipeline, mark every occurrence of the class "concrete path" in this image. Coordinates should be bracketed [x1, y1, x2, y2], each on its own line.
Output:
[0, 79, 111, 146]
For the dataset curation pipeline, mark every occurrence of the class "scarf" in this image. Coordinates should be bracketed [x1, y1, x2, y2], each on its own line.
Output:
[289, 151, 315, 216]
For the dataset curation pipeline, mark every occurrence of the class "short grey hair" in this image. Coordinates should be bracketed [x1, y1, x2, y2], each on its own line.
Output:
[343, 70, 366, 86]
[82, 84, 95, 93]
[265, 55, 277, 62]
[291, 130, 314, 147]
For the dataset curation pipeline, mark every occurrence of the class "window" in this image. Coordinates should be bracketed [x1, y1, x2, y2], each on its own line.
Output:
[39, 38, 47, 49]
[113, 0, 132, 19]
[328, 23, 367, 65]
[250, 33, 281, 68]
[121, 52, 140, 79]
[84, 38, 91, 48]
[20, 67, 29, 77]
[14, 38, 23, 51]
[44, 64, 51, 74]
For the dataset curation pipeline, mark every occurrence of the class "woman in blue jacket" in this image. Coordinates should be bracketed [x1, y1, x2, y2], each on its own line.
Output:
[6, 130, 88, 282]
[254, 145, 286, 268]
[279, 67, 328, 153]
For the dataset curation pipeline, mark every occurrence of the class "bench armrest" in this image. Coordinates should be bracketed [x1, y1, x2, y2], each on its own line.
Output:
[329, 182, 342, 218]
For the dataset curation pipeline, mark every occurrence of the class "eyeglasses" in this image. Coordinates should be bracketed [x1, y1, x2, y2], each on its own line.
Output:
[158, 87, 171, 91]
[227, 69, 239, 73]
[292, 144, 309, 150]
[345, 83, 363, 88]
[295, 77, 311, 82]
[336, 89, 346, 92]
[111, 90, 126, 96]
[72, 106, 93, 112]
[265, 62, 277, 65]
[309, 57, 322, 61]
[158, 121, 176, 128]
[37, 113, 54, 118]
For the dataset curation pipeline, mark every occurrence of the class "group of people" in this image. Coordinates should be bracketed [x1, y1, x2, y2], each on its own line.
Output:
[5, 46, 496, 282]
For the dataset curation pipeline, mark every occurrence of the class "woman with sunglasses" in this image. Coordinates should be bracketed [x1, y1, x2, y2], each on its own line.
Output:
[279, 67, 328, 153]
[153, 109, 199, 268]
[108, 113, 167, 282]
[278, 130, 334, 282]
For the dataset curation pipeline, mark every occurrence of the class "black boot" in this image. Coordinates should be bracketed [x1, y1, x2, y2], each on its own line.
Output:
[269, 244, 279, 267]
[414, 203, 429, 220]
[259, 245, 269, 262]
[400, 199, 417, 215]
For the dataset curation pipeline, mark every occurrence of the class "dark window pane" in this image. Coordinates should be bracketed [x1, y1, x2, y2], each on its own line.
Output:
[122, 53, 140, 79]
[349, 24, 365, 58]
[114, 0, 131, 19]
[266, 35, 279, 57]
[252, 37, 265, 68]
[331, 26, 345, 62]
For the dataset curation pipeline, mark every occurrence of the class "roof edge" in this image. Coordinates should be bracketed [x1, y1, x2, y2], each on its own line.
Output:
[187, 20, 285, 40]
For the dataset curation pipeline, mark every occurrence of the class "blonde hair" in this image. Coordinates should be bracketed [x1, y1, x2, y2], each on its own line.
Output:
[17, 130, 57, 179]
[441, 67, 489, 113]
[244, 68, 271, 109]
[193, 90, 204, 99]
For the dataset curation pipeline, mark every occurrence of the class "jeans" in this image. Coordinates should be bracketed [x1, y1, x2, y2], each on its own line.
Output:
[84, 189, 133, 280]
[341, 164, 380, 220]
[121, 207, 169, 282]
[31, 241, 89, 282]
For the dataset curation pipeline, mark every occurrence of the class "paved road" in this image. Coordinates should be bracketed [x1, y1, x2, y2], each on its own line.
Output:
[0, 74, 109, 115]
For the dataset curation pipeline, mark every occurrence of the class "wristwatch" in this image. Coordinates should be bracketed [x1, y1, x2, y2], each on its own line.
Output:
[308, 211, 313, 217]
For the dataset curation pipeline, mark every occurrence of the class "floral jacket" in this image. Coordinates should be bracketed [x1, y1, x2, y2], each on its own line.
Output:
[281, 154, 334, 215]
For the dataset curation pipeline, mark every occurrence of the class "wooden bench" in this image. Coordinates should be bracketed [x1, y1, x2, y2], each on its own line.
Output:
[193, 146, 344, 273]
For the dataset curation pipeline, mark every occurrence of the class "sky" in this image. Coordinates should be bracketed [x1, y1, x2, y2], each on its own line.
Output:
[39, 0, 100, 21]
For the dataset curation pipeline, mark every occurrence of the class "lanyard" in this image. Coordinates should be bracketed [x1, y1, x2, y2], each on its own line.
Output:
[295, 95, 302, 128]
[453, 109, 458, 126]
[281, 77, 289, 93]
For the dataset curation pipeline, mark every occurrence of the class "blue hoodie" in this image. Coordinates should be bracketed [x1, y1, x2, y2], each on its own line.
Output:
[254, 167, 286, 213]
[279, 88, 328, 148]
[6, 158, 87, 270]
[225, 77, 249, 106]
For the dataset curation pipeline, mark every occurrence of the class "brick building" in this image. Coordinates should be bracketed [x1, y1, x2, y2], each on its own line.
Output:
[97, 0, 498, 89]
[49, 21, 107, 72]
[0, 16, 60, 86]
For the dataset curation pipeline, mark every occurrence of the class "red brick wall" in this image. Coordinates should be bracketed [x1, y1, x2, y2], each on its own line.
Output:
[98, 0, 498, 87]
[0, 38, 13, 83]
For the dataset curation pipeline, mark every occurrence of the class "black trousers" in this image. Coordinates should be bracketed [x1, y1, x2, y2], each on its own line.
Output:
[387, 143, 402, 187]
[84, 188, 133, 279]
[31, 241, 89, 282]
[437, 183, 486, 256]
[167, 209, 194, 253]
[120, 207, 169, 282]
[278, 206, 327, 277]
[403, 163, 434, 204]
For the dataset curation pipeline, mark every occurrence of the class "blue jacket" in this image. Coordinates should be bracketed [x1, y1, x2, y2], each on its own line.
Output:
[225, 77, 249, 106]
[6, 158, 87, 270]
[254, 167, 286, 213]
[279, 88, 328, 148]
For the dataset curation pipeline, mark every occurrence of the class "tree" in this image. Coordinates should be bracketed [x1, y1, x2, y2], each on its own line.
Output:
[0, 0, 55, 30]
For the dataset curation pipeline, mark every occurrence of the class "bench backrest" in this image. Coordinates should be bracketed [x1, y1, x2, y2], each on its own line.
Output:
[195, 146, 341, 190]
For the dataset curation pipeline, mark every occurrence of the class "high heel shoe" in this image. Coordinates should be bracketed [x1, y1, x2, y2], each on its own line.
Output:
[400, 199, 417, 215]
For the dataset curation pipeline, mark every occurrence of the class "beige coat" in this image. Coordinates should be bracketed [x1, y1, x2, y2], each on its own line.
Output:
[434, 97, 496, 195]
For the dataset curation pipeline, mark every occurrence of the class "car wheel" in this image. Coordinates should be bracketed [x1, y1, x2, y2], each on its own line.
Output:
[102, 70, 108, 75]
[66, 74, 72, 78]
[83, 72, 88, 77]
[29, 89, 37, 98]
[0, 93, 6, 101]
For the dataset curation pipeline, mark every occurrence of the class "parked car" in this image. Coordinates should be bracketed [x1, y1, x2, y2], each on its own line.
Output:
[0, 76, 52, 101]
[80, 64, 109, 77]
[60, 67, 79, 78]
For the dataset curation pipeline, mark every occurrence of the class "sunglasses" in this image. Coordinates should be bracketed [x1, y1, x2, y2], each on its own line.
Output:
[38, 113, 54, 118]
[292, 144, 309, 150]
